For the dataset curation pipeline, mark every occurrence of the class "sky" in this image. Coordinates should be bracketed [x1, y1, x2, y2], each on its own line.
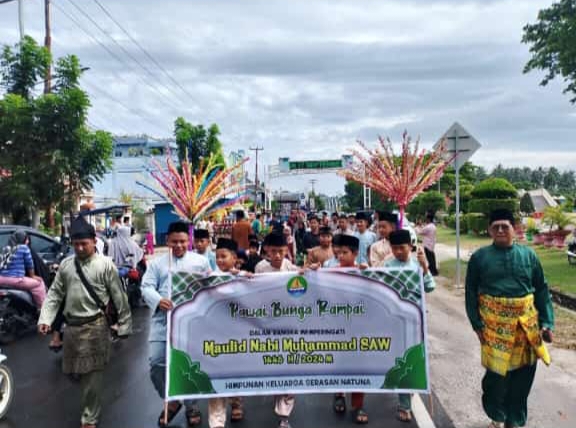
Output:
[0, 0, 575, 196]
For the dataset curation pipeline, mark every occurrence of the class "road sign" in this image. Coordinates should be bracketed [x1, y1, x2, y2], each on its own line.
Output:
[435, 122, 481, 170]
[435, 122, 481, 288]
[289, 159, 342, 170]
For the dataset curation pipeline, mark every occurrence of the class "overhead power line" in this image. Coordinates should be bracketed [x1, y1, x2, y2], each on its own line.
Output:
[61, 0, 188, 108]
[81, 77, 168, 134]
[91, 0, 197, 102]
[52, 0, 177, 123]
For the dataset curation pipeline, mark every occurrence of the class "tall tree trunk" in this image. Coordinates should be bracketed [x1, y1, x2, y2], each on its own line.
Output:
[45, 204, 55, 229]
[31, 209, 41, 229]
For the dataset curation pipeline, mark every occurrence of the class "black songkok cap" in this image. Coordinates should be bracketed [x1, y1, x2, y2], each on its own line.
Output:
[332, 234, 342, 246]
[168, 221, 189, 235]
[70, 216, 95, 240]
[355, 211, 370, 221]
[489, 209, 515, 226]
[193, 228, 210, 239]
[338, 234, 359, 250]
[389, 230, 412, 246]
[216, 238, 238, 252]
[319, 226, 332, 236]
[264, 232, 287, 247]
[377, 211, 398, 225]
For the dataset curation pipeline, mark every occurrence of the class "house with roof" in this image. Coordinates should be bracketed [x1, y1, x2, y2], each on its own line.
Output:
[518, 188, 558, 214]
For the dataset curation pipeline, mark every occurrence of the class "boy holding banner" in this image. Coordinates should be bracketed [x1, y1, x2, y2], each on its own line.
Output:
[255, 232, 300, 428]
[383, 229, 435, 423]
[141, 221, 211, 428]
[209, 238, 246, 428]
[331, 234, 370, 424]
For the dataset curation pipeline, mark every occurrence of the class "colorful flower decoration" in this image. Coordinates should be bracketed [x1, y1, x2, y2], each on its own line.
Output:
[339, 131, 455, 226]
[147, 152, 249, 223]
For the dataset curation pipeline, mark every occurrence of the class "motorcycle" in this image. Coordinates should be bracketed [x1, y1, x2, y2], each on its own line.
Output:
[0, 288, 38, 344]
[117, 254, 146, 309]
[0, 350, 13, 418]
[0, 256, 61, 344]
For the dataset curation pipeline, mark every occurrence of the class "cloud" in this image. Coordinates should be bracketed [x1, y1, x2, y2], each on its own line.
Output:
[0, 0, 573, 197]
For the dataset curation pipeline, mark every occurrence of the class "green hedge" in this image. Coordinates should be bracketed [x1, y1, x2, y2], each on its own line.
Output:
[445, 214, 468, 233]
[467, 199, 519, 215]
[471, 178, 517, 199]
[465, 213, 489, 235]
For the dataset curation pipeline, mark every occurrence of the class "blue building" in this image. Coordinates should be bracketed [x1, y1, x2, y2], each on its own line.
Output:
[92, 135, 178, 205]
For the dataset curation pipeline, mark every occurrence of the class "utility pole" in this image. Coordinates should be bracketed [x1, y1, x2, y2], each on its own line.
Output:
[0, 0, 24, 39]
[309, 179, 317, 195]
[309, 179, 317, 211]
[44, 0, 52, 94]
[249, 146, 264, 212]
[18, 0, 24, 40]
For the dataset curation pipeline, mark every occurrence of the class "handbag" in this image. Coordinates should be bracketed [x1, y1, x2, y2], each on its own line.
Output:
[74, 257, 119, 328]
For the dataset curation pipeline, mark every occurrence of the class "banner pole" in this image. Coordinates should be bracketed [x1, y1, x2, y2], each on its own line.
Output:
[163, 247, 173, 426]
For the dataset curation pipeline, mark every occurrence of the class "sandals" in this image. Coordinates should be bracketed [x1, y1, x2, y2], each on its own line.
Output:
[230, 405, 244, 422]
[488, 422, 503, 428]
[185, 408, 202, 427]
[397, 408, 413, 423]
[333, 394, 346, 414]
[354, 408, 369, 424]
[157, 402, 182, 427]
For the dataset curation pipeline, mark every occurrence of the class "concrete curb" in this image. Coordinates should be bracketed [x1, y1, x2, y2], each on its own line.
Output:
[413, 394, 437, 428]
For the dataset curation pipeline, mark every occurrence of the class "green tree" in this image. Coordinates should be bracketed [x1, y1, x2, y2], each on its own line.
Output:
[343, 180, 395, 212]
[174, 117, 225, 172]
[520, 192, 535, 214]
[0, 35, 50, 99]
[406, 191, 446, 221]
[0, 37, 113, 227]
[308, 192, 326, 211]
[522, 0, 576, 103]
[544, 166, 561, 192]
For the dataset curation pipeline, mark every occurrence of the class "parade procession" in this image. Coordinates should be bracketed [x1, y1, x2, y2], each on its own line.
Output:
[1, 1, 576, 428]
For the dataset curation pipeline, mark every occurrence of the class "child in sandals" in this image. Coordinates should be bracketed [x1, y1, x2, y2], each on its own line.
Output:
[208, 238, 248, 428]
[383, 230, 435, 423]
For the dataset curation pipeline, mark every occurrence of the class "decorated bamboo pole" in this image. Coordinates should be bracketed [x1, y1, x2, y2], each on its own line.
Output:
[147, 151, 250, 225]
[340, 132, 455, 228]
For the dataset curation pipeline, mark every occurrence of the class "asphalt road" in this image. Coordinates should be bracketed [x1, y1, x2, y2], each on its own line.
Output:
[0, 308, 424, 428]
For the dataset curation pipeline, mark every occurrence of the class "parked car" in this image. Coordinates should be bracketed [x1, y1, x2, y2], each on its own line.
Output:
[0, 226, 73, 280]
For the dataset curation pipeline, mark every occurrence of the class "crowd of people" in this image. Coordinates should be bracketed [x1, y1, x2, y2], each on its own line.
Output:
[0, 204, 551, 428]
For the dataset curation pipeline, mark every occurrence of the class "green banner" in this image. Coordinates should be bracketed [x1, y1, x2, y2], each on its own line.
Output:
[288, 159, 343, 170]
[167, 268, 429, 400]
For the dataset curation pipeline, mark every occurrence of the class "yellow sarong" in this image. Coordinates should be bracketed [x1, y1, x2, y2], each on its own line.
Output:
[479, 294, 550, 376]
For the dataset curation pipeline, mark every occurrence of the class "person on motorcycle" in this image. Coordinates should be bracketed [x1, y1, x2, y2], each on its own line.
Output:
[0, 230, 46, 310]
[107, 226, 144, 272]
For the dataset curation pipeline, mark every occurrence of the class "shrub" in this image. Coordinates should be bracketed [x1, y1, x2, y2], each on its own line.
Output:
[445, 214, 468, 233]
[542, 205, 575, 230]
[468, 199, 519, 215]
[471, 178, 517, 199]
[465, 213, 489, 236]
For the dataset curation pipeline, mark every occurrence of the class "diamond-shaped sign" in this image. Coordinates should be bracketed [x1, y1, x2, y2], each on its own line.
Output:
[434, 122, 481, 170]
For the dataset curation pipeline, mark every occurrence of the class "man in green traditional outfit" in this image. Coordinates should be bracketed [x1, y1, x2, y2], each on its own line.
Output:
[38, 216, 132, 428]
[465, 209, 554, 428]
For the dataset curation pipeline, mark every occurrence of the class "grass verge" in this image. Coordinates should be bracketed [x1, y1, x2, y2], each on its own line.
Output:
[439, 257, 576, 349]
[436, 226, 575, 295]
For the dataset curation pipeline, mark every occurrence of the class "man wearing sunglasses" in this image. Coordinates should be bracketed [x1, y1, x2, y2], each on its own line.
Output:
[465, 209, 554, 428]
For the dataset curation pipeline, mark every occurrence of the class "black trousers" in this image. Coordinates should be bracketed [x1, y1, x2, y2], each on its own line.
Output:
[424, 247, 438, 276]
